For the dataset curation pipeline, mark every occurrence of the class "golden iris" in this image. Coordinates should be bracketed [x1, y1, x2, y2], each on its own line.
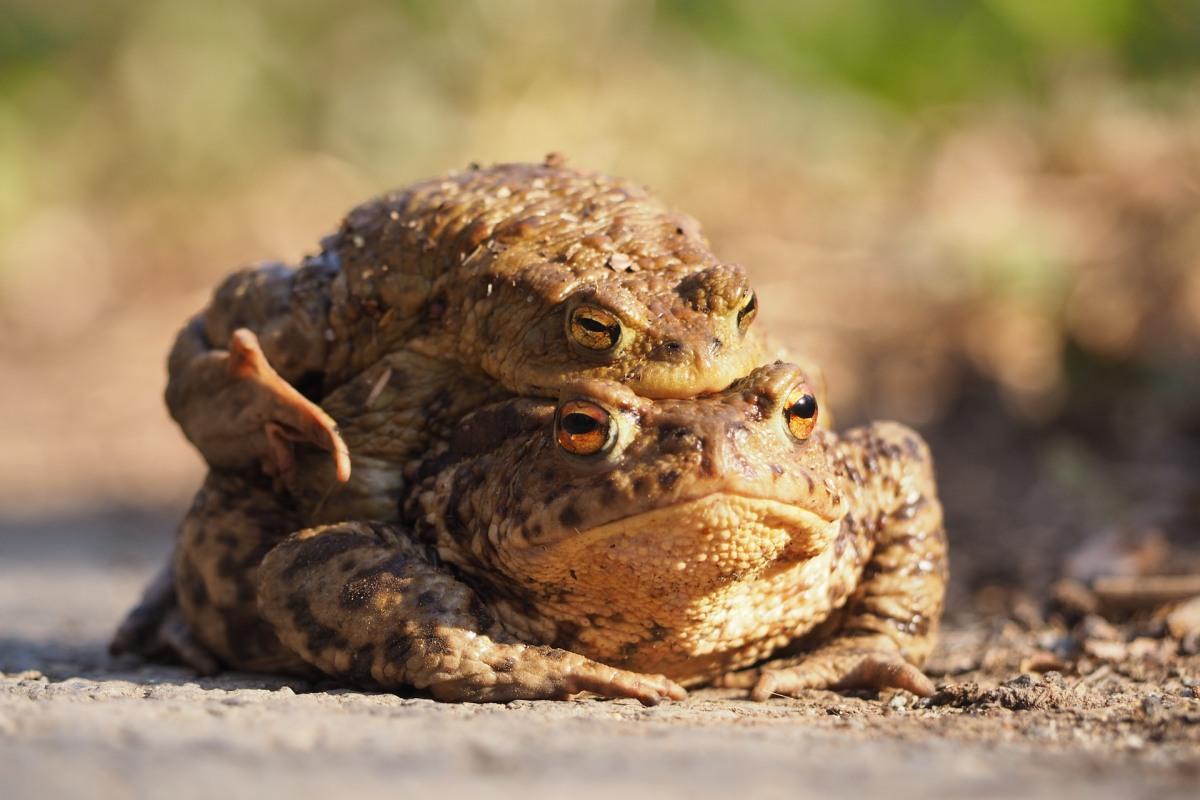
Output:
[569, 306, 622, 351]
[736, 291, 758, 333]
[556, 400, 615, 456]
[783, 386, 818, 441]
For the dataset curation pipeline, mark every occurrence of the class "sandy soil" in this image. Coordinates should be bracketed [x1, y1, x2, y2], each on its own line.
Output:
[1, 511, 1197, 800]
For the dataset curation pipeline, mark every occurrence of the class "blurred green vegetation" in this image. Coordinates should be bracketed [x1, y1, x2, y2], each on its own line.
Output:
[0, 1, 1198, 520]
[659, 0, 1200, 108]
[4, 0, 1199, 206]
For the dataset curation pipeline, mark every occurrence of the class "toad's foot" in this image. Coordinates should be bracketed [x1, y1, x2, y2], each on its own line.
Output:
[721, 636, 934, 700]
[426, 648, 686, 705]
[166, 325, 350, 486]
[156, 607, 222, 675]
[722, 423, 945, 702]
[257, 521, 685, 705]
[227, 328, 350, 484]
[110, 562, 219, 675]
[110, 561, 175, 657]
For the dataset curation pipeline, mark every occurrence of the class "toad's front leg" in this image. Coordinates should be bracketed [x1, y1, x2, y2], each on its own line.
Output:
[728, 422, 948, 699]
[168, 324, 349, 486]
[257, 522, 687, 705]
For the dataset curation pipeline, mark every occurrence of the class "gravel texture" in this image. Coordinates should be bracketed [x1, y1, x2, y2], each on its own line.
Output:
[2, 510, 1197, 800]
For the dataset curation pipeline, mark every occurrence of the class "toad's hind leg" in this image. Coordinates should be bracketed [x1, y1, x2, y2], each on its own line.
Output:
[110, 560, 220, 675]
[257, 522, 687, 705]
[731, 423, 948, 699]
[170, 470, 314, 674]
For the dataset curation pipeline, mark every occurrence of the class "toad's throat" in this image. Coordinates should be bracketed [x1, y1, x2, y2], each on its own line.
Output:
[512, 493, 841, 584]
[492, 494, 849, 682]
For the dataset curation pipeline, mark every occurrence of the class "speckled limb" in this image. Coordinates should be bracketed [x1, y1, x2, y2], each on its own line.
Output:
[735, 422, 948, 699]
[172, 470, 313, 675]
[110, 560, 220, 675]
[257, 521, 688, 705]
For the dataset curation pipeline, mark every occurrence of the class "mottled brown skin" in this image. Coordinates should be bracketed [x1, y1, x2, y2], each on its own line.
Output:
[112, 160, 901, 702]
[397, 362, 947, 696]
[148, 362, 945, 703]
[116, 158, 787, 667]
[165, 157, 774, 489]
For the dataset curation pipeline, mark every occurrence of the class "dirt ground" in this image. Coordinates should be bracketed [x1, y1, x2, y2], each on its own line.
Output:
[1, 509, 1197, 799]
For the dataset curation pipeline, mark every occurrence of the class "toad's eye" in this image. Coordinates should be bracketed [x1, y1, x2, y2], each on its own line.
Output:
[556, 400, 615, 456]
[737, 291, 758, 334]
[569, 306, 622, 352]
[783, 386, 818, 441]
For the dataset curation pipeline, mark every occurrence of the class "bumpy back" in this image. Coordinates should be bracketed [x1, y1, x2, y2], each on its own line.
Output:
[322, 158, 765, 397]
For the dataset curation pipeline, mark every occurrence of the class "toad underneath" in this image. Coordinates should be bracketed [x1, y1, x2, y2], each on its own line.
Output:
[177, 362, 947, 703]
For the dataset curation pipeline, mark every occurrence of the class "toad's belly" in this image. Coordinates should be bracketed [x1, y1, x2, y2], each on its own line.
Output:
[478, 495, 866, 683]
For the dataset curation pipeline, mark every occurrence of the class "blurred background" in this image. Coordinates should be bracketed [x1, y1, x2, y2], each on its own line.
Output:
[1, 0, 1198, 607]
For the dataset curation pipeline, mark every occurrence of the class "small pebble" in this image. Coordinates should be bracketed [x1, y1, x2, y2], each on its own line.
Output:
[1078, 614, 1121, 642]
[1004, 674, 1037, 689]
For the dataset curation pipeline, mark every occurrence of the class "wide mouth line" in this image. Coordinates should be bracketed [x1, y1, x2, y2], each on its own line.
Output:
[634, 357, 763, 399]
[547, 491, 838, 542]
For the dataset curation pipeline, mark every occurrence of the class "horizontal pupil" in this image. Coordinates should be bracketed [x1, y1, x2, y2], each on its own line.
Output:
[578, 317, 612, 334]
[562, 413, 601, 435]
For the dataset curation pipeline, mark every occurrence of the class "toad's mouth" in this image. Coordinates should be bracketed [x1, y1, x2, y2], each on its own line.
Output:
[516, 493, 841, 578]
[631, 350, 764, 399]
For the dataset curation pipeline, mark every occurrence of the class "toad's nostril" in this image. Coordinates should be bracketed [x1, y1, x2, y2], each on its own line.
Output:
[653, 340, 687, 363]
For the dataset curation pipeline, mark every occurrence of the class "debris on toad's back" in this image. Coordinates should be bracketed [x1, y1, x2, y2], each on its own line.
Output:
[363, 367, 392, 409]
[607, 253, 636, 272]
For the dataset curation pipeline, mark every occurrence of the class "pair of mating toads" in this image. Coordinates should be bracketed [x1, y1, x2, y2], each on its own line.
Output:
[112, 157, 947, 705]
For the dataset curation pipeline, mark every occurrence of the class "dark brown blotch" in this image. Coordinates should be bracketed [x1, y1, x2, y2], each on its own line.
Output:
[285, 592, 342, 654]
[558, 504, 582, 528]
[282, 532, 378, 580]
[337, 553, 413, 610]
[177, 558, 209, 609]
[217, 552, 240, 581]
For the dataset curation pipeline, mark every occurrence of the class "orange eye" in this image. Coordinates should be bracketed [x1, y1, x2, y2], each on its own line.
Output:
[569, 306, 622, 351]
[736, 291, 758, 333]
[556, 400, 615, 456]
[783, 386, 818, 441]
